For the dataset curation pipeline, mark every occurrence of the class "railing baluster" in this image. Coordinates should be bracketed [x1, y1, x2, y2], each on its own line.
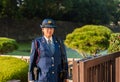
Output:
[89, 68, 92, 82]
[110, 60, 113, 82]
[98, 64, 101, 82]
[108, 60, 111, 82]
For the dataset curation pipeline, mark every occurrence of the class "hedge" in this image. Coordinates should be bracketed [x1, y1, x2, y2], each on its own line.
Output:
[108, 33, 120, 53]
[0, 56, 29, 82]
[0, 37, 18, 54]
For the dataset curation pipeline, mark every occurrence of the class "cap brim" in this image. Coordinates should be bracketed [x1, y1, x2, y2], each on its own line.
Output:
[40, 25, 56, 28]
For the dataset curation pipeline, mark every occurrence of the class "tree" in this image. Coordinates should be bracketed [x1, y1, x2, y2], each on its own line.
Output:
[64, 0, 119, 24]
[0, 0, 2, 12]
[0, 0, 119, 24]
[65, 25, 112, 57]
[0, 0, 18, 19]
[111, 1, 120, 25]
[19, 0, 73, 19]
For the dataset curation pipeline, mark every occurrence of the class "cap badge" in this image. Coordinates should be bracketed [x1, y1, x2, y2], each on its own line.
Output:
[48, 20, 52, 24]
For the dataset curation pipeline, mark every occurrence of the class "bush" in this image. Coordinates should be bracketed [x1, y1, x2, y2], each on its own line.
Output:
[0, 56, 29, 82]
[108, 33, 120, 53]
[65, 25, 112, 57]
[0, 37, 18, 54]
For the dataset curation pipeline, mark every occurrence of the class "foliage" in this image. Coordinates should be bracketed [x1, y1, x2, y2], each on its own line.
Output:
[111, 1, 120, 25]
[108, 33, 120, 53]
[65, 25, 112, 57]
[0, 37, 18, 54]
[65, 0, 120, 24]
[0, 0, 18, 19]
[0, 0, 119, 25]
[25, 0, 73, 19]
[0, 56, 29, 82]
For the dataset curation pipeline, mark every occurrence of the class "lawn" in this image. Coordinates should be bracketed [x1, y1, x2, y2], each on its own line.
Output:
[6, 42, 82, 58]
[6, 42, 31, 56]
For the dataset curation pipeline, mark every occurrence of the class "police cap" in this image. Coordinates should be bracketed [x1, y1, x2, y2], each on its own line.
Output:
[40, 18, 56, 28]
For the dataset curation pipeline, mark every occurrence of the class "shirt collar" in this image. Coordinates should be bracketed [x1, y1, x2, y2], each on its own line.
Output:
[44, 36, 53, 43]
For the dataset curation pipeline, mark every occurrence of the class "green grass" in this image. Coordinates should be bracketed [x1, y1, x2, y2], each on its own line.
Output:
[6, 42, 107, 58]
[6, 42, 31, 56]
[6, 42, 82, 58]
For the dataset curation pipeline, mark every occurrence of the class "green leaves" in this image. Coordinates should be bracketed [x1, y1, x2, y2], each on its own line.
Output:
[65, 25, 112, 57]
[108, 33, 120, 53]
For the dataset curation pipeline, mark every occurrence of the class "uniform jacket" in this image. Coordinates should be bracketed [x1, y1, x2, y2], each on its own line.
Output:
[29, 36, 68, 82]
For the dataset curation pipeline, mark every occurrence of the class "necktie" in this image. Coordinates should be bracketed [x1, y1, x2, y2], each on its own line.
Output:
[48, 39, 54, 54]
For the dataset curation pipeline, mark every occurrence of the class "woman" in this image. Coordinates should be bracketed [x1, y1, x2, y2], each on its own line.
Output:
[28, 18, 68, 82]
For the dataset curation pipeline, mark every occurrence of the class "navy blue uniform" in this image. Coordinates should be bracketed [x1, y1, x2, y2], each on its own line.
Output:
[29, 36, 68, 82]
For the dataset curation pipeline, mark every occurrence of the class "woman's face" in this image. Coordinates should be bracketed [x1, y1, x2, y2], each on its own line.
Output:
[42, 27, 54, 38]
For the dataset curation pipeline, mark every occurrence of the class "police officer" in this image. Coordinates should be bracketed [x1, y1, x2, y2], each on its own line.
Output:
[28, 18, 69, 82]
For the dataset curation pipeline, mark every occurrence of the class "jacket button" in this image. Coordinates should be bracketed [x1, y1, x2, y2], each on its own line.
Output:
[51, 57, 54, 60]
[52, 72, 54, 74]
[52, 64, 54, 66]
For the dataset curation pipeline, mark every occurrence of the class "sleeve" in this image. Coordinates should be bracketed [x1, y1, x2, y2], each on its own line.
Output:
[28, 40, 37, 81]
[61, 40, 69, 79]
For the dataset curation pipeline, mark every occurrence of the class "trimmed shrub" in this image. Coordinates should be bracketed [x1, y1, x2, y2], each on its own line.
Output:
[0, 37, 18, 54]
[108, 33, 120, 53]
[65, 25, 112, 57]
[0, 56, 29, 82]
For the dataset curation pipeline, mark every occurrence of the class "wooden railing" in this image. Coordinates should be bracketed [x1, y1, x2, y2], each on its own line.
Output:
[72, 52, 120, 82]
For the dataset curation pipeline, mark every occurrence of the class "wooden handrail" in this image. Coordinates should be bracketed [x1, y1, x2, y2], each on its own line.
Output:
[72, 52, 120, 82]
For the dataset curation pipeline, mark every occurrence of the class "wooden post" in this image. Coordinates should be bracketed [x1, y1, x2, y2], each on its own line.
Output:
[116, 57, 120, 82]
[73, 61, 80, 82]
